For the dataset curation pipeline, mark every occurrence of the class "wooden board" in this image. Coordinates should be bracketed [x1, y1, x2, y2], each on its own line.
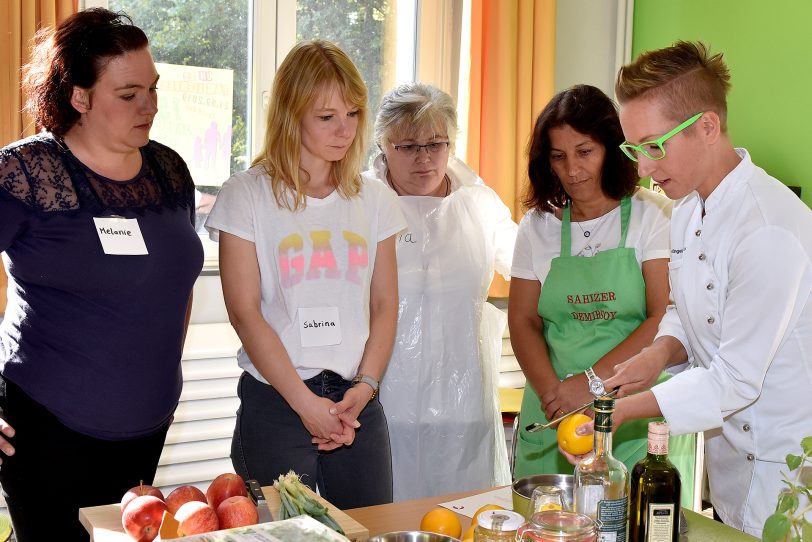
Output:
[79, 485, 369, 542]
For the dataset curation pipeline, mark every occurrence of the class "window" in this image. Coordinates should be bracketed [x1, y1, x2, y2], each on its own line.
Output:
[85, 0, 418, 266]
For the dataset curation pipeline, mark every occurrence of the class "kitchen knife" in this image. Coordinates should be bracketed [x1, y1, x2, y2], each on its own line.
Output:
[246, 479, 274, 524]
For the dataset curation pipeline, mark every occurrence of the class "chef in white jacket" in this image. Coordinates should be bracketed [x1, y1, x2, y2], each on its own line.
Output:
[601, 41, 812, 537]
[364, 83, 517, 501]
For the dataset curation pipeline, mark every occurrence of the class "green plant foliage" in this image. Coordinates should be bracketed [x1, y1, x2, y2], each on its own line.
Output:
[764, 437, 812, 542]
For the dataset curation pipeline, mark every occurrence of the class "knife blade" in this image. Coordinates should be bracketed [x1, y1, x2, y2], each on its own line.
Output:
[246, 479, 274, 524]
[525, 388, 619, 433]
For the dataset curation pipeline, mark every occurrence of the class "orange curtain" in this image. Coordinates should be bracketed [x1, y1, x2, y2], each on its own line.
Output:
[0, 0, 77, 314]
[468, 0, 556, 297]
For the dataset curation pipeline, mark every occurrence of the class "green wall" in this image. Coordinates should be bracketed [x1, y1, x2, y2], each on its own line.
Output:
[632, 0, 812, 207]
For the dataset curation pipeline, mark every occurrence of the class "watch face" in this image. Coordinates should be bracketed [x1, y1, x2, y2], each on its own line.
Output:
[589, 379, 605, 396]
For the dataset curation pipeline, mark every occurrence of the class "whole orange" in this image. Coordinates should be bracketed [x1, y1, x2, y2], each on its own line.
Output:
[420, 507, 462, 538]
[557, 413, 594, 455]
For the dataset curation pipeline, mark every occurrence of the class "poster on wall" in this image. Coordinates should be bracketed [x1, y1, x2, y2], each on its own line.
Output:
[151, 63, 234, 187]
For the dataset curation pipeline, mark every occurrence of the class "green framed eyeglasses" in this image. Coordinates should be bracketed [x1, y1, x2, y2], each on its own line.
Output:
[619, 112, 704, 162]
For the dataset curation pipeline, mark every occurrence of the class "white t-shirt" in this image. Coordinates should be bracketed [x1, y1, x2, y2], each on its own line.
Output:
[511, 187, 672, 283]
[205, 166, 406, 381]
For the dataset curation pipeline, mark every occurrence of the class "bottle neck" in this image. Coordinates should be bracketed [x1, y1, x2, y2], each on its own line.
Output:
[594, 426, 612, 457]
[648, 432, 669, 458]
[593, 406, 613, 457]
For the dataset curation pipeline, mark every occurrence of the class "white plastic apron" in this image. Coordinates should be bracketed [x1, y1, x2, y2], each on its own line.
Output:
[379, 190, 508, 501]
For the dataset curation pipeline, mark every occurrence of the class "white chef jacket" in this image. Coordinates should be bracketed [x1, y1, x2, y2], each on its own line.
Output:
[651, 149, 812, 537]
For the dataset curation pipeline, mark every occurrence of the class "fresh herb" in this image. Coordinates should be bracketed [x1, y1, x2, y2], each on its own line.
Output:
[762, 436, 812, 542]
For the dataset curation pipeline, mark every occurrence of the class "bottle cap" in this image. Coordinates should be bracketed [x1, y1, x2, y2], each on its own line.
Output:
[648, 422, 670, 435]
[593, 396, 615, 411]
[477, 510, 524, 531]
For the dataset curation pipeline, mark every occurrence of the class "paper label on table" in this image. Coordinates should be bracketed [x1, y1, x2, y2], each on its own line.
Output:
[438, 487, 514, 518]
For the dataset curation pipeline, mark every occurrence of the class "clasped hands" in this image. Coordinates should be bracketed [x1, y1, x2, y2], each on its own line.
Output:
[300, 385, 373, 451]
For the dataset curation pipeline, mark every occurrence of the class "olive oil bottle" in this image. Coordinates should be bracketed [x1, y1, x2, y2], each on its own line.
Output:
[629, 422, 681, 542]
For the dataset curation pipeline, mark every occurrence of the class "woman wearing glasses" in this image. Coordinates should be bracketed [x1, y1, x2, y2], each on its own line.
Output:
[602, 41, 812, 537]
[364, 83, 517, 500]
[509, 85, 695, 489]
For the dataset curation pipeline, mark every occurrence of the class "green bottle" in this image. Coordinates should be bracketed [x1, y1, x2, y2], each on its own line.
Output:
[629, 422, 682, 542]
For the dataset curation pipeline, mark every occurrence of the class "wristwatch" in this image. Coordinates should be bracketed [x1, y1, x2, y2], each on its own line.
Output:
[352, 374, 379, 400]
[584, 367, 606, 397]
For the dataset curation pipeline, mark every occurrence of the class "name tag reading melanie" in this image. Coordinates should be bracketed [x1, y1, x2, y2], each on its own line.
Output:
[93, 217, 148, 255]
[298, 307, 342, 348]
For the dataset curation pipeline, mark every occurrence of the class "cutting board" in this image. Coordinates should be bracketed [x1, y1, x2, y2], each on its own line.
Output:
[79, 485, 369, 542]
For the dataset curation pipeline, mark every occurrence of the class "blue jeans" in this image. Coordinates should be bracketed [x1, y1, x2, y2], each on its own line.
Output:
[231, 371, 393, 509]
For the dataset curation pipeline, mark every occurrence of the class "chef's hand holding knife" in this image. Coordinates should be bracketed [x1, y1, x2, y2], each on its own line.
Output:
[560, 338, 683, 464]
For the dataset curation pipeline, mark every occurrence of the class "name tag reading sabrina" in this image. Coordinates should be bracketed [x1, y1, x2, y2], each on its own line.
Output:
[93, 217, 148, 255]
[298, 307, 342, 347]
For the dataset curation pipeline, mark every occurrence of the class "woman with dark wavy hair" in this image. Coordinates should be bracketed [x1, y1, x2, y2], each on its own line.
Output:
[0, 8, 202, 540]
[508, 85, 694, 492]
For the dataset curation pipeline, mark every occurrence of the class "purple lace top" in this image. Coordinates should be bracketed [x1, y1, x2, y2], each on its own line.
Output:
[0, 134, 203, 439]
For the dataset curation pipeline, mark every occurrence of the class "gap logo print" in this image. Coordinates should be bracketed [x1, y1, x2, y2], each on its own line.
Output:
[279, 230, 369, 287]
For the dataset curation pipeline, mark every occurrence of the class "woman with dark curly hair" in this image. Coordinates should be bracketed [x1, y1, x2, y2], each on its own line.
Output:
[508, 85, 694, 492]
[0, 8, 202, 541]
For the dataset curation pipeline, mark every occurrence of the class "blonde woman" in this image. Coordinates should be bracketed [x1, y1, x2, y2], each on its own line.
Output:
[205, 40, 405, 508]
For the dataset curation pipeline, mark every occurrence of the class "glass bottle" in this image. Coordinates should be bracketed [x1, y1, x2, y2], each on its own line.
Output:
[629, 422, 682, 542]
[574, 395, 629, 542]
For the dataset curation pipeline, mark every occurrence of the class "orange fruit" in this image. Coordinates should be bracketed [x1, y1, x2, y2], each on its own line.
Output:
[420, 507, 462, 538]
[471, 504, 505, 526]
[557, 413, 594, 456]
[461, 523, 476, 541]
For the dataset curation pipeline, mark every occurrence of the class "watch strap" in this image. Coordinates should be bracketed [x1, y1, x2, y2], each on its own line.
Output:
[352, 374, 379, 399]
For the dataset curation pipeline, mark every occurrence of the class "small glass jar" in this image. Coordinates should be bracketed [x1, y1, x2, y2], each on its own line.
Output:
[528, 485, 570, 515]
[516, 510, 597, 542]
[473, 510, 525, 542]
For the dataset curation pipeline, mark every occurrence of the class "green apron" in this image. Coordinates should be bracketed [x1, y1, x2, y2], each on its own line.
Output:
[514, 197, 695, 507]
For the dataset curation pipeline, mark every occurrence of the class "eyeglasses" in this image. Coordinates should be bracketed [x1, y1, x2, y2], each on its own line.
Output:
[619, 112, 704, 162]
[391, 141, 450, 157]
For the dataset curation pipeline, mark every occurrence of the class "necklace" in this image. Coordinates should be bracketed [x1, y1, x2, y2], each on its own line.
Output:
[570, 203, 616, 254]
[575, 213, 609, 239]
[388, 174, 450, 197]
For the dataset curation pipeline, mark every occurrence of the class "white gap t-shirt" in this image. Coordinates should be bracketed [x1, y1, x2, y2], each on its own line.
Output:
[511, 187, 672, 284]
[206, 166, 406, 381]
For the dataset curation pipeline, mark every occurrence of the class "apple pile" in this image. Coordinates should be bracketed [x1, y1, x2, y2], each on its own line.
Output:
[120, 474, 258, 541]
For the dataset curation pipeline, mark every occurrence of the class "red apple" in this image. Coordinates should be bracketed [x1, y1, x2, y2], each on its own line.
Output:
[121, 483, 165, 512]
[175, 501, 220, 536]
[216, 495, 258, 529]
[121, 495, 167, 542]
[206, 473, 247, 509]
[165, 485, 207, 515]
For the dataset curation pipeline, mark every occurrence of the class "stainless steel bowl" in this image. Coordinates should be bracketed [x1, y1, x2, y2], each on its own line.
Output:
[366, 531, 461, 542]
[512, 473, 574, 518]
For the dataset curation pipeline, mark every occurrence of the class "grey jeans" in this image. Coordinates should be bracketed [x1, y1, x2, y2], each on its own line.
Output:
[231, 371, 393, 509]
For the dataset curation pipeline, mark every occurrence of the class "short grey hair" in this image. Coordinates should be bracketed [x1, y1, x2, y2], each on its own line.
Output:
[374, 83, 459, 151]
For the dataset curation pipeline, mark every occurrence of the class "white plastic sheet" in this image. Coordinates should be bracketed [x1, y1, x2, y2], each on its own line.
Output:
[372, 156, 516, 501]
